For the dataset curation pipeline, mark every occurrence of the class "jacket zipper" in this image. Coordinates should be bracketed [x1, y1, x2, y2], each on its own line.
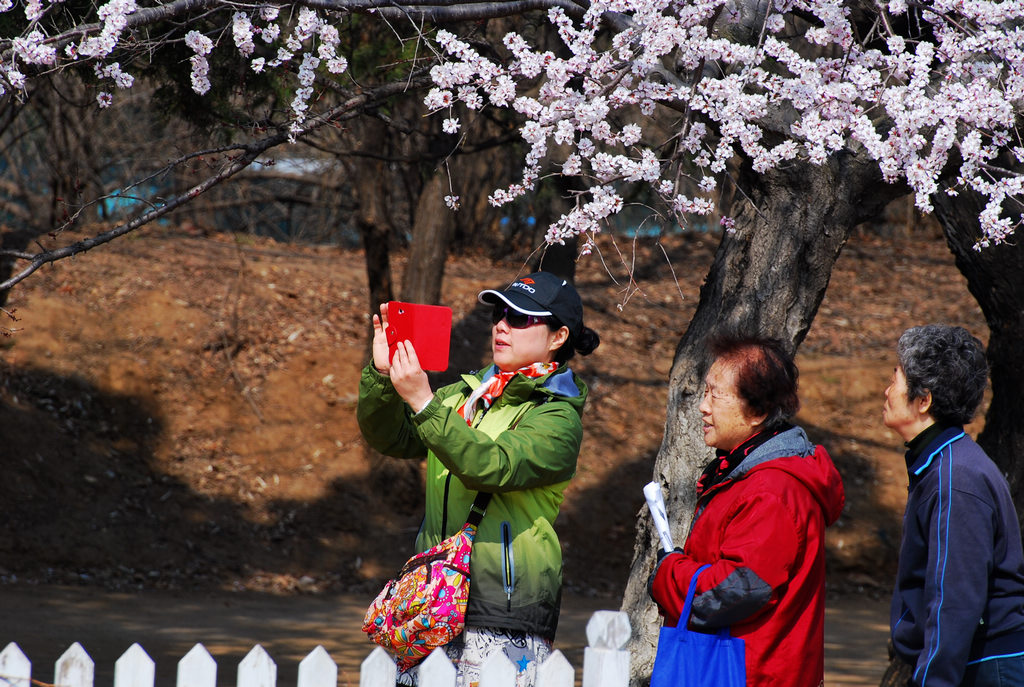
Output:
[501, 521, 515, 611]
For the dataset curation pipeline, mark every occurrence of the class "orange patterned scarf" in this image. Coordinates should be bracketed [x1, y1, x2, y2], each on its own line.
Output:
[458, 363, 558, 424]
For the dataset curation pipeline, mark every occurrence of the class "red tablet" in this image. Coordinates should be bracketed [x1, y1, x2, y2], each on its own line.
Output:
[385, 301, 453, 372]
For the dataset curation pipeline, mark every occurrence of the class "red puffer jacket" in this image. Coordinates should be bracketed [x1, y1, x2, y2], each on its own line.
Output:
[649, 427, 845, 687]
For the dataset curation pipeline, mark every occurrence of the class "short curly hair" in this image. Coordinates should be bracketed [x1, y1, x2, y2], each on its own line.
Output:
[708, 333, 800, 428]
[896, 325, 988, 426]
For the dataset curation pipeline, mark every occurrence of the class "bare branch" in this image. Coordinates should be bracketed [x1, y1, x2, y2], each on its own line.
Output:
[0, 75, 431, 292]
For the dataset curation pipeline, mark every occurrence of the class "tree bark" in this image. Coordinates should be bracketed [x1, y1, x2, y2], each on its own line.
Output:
[536, 239, 577, 281]
[401, 172, 452, 305]
[930, 188, 1024, 529]
[354, 156, 395, 314]
[534, 177, 580, 280]
[621, 151, 905, 684]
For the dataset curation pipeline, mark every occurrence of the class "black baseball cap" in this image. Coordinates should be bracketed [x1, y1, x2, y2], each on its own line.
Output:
[478, 272, 584, 338]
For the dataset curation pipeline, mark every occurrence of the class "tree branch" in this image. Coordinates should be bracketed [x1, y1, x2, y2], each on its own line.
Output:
[2, 0, 590, 61]
[0, 75, 431, 291]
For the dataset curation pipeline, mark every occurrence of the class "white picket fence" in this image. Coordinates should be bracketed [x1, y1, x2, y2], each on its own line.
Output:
[0, 611, 631, 687]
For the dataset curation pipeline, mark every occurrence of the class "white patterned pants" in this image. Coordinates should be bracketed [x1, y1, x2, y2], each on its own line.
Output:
[397, 625, 552, 687]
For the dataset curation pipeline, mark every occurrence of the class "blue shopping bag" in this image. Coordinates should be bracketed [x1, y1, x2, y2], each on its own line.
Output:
[650, 564, 745, 687]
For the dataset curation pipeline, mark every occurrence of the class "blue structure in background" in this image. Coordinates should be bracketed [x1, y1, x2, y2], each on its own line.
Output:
[499, 208, 709, 238]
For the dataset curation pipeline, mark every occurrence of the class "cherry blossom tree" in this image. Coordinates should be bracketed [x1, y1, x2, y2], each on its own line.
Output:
[2, 0, 1024, 680]
[2, 0, 1020, 277]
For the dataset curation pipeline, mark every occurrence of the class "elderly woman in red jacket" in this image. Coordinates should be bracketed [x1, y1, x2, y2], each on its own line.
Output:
[648, 334, 845, 687]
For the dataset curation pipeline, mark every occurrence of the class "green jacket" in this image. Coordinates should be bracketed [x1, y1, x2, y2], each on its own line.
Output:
[357, 363, 588, 640]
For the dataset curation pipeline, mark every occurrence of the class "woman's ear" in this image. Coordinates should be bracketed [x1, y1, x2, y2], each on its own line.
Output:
[915, 390, 933, 419]
[549, 326, 570, 352]
[747, 410, 769, 429]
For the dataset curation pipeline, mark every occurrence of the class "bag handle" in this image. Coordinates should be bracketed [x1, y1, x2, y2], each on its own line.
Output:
[682, 563, 711, 622]
[465, 491, 493, 528]
[683, 564, 733, 639]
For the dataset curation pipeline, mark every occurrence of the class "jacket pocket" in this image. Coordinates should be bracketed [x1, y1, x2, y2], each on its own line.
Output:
[501, 520, 515, 611]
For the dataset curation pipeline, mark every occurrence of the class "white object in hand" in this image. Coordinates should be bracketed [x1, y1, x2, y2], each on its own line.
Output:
[643, 481, 675, 552]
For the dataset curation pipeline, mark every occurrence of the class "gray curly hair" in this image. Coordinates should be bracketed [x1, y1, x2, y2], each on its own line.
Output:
[896, 324, 988, 426]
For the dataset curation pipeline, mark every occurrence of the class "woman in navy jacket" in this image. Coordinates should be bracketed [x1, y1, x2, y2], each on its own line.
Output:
[883, 324, 1024, 686]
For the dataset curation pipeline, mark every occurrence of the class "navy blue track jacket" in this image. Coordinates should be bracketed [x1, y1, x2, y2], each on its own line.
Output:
[891, 426, 1024, 686]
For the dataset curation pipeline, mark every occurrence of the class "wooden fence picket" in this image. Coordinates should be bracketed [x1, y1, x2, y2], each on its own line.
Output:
[417, 648, 456, 687]
[297, 646, 337, 687]
[536, 650, 573, 687]
[56, 642, 94, 687]
[359, 647, 396, 687]
[478, 650, 516, 687]
[0, 642, 31, 687]
[582, 612, 631, 687]
[237, 646, 276, 687]
[115, 643, 155, 687]
[177, 644, 217, 687]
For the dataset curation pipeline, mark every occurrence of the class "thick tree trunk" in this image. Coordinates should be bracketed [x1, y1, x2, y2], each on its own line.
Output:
[930, 189, 1024, 528]
[401, 173, 452, 305]
[534, 178, 579, 280]
[355, 157, 395, 313]
[621, 152, 904, 684]
[353, 148, 423, 511]
[536, 240, 578, 281]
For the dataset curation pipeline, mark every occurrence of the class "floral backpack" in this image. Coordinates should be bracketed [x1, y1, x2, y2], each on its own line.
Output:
[362, 492, 491, 670]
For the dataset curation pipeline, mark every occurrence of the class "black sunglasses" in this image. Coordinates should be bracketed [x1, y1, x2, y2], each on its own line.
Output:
[490, 304, 551, 329]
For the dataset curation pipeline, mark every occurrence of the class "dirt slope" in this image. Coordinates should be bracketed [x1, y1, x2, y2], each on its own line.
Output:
[0, 227, 987, 599]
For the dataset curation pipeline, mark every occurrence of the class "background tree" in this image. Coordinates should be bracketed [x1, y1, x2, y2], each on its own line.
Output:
[931, 182, 1024, 527]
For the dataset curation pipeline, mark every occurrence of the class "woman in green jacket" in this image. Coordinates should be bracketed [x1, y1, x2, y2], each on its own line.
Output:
[357, 271, 599, 687]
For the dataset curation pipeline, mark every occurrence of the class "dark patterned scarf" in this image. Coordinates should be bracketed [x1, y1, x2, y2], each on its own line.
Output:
[695, 423, 793, 497]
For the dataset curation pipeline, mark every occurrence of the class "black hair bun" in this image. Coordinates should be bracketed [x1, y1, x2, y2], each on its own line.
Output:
[574, 327, 600, 356]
